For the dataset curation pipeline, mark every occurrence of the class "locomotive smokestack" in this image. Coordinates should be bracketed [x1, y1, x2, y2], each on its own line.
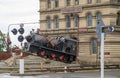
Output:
[45, 36, 55, 47]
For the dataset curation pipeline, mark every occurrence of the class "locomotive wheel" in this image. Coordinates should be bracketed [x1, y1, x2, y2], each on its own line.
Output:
[51, 53, 56, 60]
[40, 51, 46, 57]
[59, 55, 64, 61]
[63, 56, 69, 63]
[55, 55, 59, 61]
[69, 56, 74, 62]
[37, 52, 40, 56]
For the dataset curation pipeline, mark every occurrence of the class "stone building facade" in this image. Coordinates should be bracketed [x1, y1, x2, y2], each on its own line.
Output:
[39, 0, 120, 65]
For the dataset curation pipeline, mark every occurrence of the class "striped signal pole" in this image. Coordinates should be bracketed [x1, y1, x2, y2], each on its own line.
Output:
[19, 24, 24, 74]
[19, 49, 24, 74]
[19, 42, 24, 74]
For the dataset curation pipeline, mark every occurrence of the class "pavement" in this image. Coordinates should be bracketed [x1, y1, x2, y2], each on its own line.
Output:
[0, 55, 119, 78]
[10, 70, 119, 78]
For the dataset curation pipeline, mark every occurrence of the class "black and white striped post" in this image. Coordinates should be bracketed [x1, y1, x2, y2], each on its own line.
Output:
[18, 24, 25, 74]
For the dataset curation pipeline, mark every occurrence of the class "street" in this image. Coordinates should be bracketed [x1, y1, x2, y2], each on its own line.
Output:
[0, 70, 119, 78]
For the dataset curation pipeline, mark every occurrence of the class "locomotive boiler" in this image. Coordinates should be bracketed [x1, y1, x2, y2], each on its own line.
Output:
[25, 32, 78, 63]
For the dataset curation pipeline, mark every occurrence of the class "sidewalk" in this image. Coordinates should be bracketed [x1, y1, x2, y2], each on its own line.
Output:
[84, 76, 118, 78]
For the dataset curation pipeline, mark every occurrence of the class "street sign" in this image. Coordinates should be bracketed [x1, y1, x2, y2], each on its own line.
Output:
[102, 26, 114, 33]
[95, 19, 107, 41]
[96, 18, 114, 78]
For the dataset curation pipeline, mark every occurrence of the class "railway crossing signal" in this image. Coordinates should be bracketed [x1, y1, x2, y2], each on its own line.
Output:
[18, 24, 24, 42]
[11, 23, 25, 74]
[11, 24, 25, 42]
[18, 26, 24, 34]
[18, 35, 24, 42]
[11, 28, 17, 35]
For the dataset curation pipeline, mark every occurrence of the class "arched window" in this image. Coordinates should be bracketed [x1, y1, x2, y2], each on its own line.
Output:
[87, 13, 92, 27]
[66, 15, 71, 28]
[88, 0, 92, 4]
[54, 16, 59, 29]
[66, 0, 70, 6]
[47, 17, 51, 29]
[91, 38, 98, 54]
[74, 15, 79, 27]
[75, 0, 79, 5]
[96, 12, 102, 25]
[55, 0, 59, 8]
[96, 0, 101, 3]
[47, 0, 51, 8]
[116, 12, 120, 26]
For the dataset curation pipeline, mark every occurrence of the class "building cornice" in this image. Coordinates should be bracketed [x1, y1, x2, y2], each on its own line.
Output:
[40, 3, 120, 13]
[40, 26, 120, 35]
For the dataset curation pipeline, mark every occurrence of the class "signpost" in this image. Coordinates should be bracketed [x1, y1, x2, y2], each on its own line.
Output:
[8, 22, 39, 74]
[11, 23, 25, 74]
[19, 24, 25, 74]
[96, 19, 114, 78]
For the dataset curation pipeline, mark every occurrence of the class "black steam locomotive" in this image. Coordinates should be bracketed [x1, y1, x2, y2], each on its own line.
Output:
[25, 32, 78, 63]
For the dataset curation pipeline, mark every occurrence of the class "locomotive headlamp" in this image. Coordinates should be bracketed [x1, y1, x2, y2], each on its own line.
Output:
[25, 35, 32, 42]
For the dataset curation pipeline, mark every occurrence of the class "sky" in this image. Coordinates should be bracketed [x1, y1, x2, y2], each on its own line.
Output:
[0, 0, 40, 46]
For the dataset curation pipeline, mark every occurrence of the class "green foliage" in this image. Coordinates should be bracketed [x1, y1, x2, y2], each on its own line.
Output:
[118, 69, 120, 77]
[0, 31, 7, 52]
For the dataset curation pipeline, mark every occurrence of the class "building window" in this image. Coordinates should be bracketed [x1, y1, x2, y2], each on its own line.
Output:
[66, 0, 70, 6]
[87, 13, 92, 27]
[54, 16, 59, 29]
[66, 15, 71, 28]
[55, 0, 59, 8]
[91, 38, 97, 54]
[47, 17, 51, 29]
[74, 15, 79, 27]
[88, 0, 92, 4]
[116, 12, 120, 26]
[47, 0, 51, 8]
[75, 0, 79, 5]
[96, 12, 102, 25]
[110, 0, 118, 3]
[96, 0, 101, 3]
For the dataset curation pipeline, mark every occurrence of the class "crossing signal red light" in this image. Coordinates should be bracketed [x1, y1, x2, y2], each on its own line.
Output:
[18, 35, 24, 42]
[18, 27, 24, 34]
[11, 28, 17, 35]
